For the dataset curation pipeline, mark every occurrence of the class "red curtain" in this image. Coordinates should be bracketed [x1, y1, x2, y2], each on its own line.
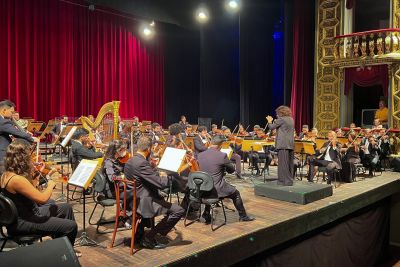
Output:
[0, 0, 164, 124]
[344, 65, 388, 96]
[290, 0, 314, 132]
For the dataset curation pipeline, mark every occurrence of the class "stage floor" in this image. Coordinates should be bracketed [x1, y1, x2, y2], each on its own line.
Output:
[20, 168, 400, 266]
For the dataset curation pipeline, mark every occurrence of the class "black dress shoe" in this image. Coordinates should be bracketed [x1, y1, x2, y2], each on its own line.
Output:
[239, 215, 255, 222]
[140, 237, 167, 249]
[202, 213, 212, 224]
[255, 170, 261, 176]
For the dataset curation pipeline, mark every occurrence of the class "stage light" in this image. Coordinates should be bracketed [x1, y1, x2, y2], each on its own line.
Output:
[139, 23, 155, 39]
[225, 0, 241, 12]
[195, 7, 209, 24]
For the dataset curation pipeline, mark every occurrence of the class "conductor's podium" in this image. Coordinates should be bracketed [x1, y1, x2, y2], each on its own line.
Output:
[254, 180, 333, 205]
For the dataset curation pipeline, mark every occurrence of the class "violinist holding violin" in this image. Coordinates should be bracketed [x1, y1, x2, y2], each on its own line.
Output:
[70, 128, 103, 171]
[102, 140, 128, 198]
[194, 126, 209, 158]
[222, 127, 243, 179]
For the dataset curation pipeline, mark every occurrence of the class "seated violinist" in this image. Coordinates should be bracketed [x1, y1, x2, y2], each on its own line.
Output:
[70, 128, 103, 170]
[222, 127, 243, 179]
[194, 126, 209, 158]
[341, 133, 361, 164]
[307, 131, 342, 184]
[166, 123, 184, 148]
[124, 136, 185, 249]
[360, 130, 380, 176]
[298, 125, 309, 140]
[209, 124, 220, 137]
[249, 125, 262, 137]
[102, 140, 127, 198]
[182, 124, 194, 139]
[1, 139, 78, 248]
[149, 122, 163, 143]
[238, 124, 249, 136]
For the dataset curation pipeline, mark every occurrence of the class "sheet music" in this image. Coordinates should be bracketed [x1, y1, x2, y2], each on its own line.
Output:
[220, 147, 233, 159]
[68, 159, 99, 188]
[158, 147, 187, 172]
[61, 126, 77, 147]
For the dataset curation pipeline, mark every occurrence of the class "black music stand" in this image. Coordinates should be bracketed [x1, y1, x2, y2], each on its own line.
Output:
[294, 141, 315, 180]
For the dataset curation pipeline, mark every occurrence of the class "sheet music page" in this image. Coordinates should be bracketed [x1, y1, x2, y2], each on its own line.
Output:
[220, 147, 233, 159]
[158, 147, 187, 172]
[61, 126, 77, 147]
[68, 159, 98, 188]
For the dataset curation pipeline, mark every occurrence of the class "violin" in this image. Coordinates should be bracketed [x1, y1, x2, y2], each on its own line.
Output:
[118, 152, 132, 164]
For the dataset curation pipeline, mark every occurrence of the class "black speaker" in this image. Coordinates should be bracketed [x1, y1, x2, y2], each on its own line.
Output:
[0, 237, 80, 267]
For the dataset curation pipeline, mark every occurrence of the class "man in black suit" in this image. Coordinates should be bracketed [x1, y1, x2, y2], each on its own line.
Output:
[197, 135, 254, 223]
[124, 136, 185, 249]
[70, 128, 103, 170]
[51, 115, 68, 140]
[307, 130, 342, 184]
[0, 100, 36, 174]
[194, 126, 209, 158]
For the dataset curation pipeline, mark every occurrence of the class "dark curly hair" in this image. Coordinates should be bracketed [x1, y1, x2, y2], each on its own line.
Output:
[104, 140, 127, 159]
[168, 123, 183, 136]
[4, 139, 34, 181]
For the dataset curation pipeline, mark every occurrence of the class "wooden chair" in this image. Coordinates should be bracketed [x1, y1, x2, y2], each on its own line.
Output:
[109, 178, 141, 255]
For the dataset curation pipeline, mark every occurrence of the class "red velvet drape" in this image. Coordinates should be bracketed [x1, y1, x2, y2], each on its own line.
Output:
[344, 65, 388, 96]
[0, 0, 164, 124]
[290, 0, 314, 132]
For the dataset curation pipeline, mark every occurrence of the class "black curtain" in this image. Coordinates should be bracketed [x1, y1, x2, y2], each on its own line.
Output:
[199, 9, 240, 128]
[163, 24, 200, 127]
[239, 0, 282, 127]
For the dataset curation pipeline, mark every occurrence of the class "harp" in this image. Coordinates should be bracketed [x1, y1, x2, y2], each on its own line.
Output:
[80, 101, 120, 143]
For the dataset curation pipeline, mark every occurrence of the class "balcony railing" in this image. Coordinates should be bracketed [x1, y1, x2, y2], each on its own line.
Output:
[334, 29, 400, 60]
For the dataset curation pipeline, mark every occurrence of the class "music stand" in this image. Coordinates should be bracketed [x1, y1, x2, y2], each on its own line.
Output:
[55, 126, 77, 202]
[294, 141, 315, 180]
[39, 122, 56, 161]
[69, 159, 100, 247]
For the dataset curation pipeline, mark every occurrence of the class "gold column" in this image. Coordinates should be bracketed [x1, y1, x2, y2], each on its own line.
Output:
[392, 0, 400, 127]
[315, 0, 341, 132]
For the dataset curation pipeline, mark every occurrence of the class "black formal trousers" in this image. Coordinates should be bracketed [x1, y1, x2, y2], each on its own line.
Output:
[203, 189, 247, 218]
[8, 202, 78, 245]
[277, 149, 294, 186]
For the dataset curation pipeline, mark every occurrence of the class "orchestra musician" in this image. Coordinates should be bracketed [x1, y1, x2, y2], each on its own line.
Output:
[237, 124, 249, 136]
[12, 112, 28, 130]
[0, 139, 78, 249]
[181, 124, 194, 139]
[0, 100, 36, 175]
[51, 115, 68, 140]
[298, 125, 309, 140]
[307, 130, 342, 184]
[209, 124, 220, 137]
[266, 105, 295, 186]
[194, 126, 209, 158]
[102, 140, 127, 198]
[197, 135, 254, 223]
[70, 128, 103, 171]
[222, 127, 243, 179]
[132, 116, 141, 126]
[341, 133, 361, 165]
[360, 129, 380, 177]
[249, 125, 262, 137]
[179, 115, 188, 126]
[124, 136, 185, 249]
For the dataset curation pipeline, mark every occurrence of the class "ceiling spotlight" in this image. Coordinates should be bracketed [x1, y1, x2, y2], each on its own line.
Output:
[143, 27, 152, 36]
[195, 7, 209, 23]
[139, 23, 155, 39]
[225, 0, 241, 12]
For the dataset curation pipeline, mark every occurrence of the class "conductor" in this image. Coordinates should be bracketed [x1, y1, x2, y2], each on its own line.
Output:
[266, 105, 295, 186]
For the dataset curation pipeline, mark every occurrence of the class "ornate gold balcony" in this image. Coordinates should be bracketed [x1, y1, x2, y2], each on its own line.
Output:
[334, 29, 400, 66]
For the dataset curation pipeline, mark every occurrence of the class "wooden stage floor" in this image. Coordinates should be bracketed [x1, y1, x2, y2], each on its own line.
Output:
[48, 168, 400, 266]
